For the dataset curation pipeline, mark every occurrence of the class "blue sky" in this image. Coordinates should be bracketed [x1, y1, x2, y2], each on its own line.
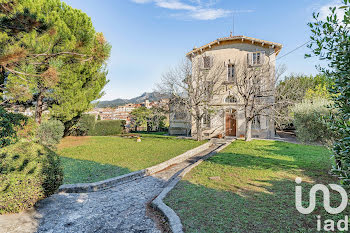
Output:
[63, 0, 337, 100]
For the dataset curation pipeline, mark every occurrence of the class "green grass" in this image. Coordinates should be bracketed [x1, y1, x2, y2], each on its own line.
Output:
[58, 135, 204, 184]
[164, 140, 349, 232]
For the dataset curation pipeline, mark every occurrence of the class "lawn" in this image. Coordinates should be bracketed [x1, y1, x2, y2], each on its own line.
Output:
[164, 140, 349, 232]
[58, 135, 205, 184]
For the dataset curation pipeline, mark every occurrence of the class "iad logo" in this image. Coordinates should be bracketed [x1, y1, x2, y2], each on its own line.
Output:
[295, 177, 349, 231]
[295, 177, 348, 214]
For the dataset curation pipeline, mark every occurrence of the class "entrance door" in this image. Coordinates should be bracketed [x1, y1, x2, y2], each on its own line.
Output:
[225, 110, 236, 136]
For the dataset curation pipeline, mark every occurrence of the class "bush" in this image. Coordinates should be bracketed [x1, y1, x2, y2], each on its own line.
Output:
[0, 142, 63, 214]
[89, 120, 125, 136]
[68, 114, 96, 136]
[291, 98, 337, 144]
[0, 107, 28, 147]
[37, 120, 64, 147]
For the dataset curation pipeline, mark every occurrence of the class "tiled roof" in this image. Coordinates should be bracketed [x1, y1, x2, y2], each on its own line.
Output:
[186, 35, 283, 57]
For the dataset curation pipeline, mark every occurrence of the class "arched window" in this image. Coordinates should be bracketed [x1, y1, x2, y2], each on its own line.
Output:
[225, 95, 237, 103]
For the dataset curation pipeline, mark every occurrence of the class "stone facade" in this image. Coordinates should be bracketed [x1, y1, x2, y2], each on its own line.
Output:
[169, 35, 282, 139]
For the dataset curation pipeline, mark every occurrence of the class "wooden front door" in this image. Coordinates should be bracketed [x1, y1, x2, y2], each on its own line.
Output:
[225, 111, 236, 136]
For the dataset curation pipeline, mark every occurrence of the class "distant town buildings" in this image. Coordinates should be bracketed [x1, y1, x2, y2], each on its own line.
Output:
[87, 99, 169, 126]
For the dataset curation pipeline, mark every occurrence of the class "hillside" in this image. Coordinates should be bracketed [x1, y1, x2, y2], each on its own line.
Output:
[96, 92, 168, 108]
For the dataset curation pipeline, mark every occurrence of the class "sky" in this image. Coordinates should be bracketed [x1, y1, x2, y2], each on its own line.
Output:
[62, 0, 340, 100]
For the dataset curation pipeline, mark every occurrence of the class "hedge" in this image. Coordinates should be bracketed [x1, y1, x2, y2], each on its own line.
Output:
[0, 142, 63, 214]
[89, 120, 125, 136]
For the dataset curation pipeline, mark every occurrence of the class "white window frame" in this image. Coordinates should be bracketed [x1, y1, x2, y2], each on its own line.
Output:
[227, 64, 235, 82]
[202, 56, 212, 69]
[248, 51, 265, 66]
[252, 115, 261, 129]
[202, 111, 211, 128]
[225, 95, 237, 104]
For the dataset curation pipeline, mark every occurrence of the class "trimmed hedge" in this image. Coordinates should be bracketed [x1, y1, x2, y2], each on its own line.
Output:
[0, 142, 63, 214]
[89, 120, 125, 136]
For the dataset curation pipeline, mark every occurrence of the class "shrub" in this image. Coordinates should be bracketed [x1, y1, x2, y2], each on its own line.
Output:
[37, 120, 64, 147]
[89, 120, 125, 136]
[291, 98, 337, 144]
[0, 107, 28, 148]
[68, 114, 96, 136]
[0, 142, 63, 214]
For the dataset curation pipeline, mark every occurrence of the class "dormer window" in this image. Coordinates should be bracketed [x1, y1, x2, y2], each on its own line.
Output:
[248, 51, 265, 66]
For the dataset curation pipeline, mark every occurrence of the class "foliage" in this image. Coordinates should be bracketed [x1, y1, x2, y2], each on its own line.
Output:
[37, 119, 64, 147]
[291, 98, 337, 144]
[68, 114, 96, 136]
[0, 141, 63, 214]
[165, 140, 336, 232]
[130, 107, 151, 130]
[0, 106, 28, 147]
[307, 0, 350, 185]
[130, 106, 167, 131]
[89, 120, 125, 136]
[58, 135, 205, 184]
[0, 0, 111, 124]
[275, 74, 332, 128]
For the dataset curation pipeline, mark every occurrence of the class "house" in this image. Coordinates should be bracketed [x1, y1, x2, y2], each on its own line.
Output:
[169, 35, 282, 139]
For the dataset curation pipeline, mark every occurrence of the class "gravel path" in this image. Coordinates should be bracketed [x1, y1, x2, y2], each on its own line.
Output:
[0, 145, 219, 233]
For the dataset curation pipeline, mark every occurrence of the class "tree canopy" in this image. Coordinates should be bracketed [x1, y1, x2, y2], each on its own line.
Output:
[307, 0, 350, 186]
[0, 0, 111, 127]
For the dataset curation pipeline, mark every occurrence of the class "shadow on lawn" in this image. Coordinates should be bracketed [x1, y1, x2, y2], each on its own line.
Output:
[207, 140, 332, 180]
[60, 157, 131, 184]
[166, 178, 349, 233]
[165, 140, 347, 232]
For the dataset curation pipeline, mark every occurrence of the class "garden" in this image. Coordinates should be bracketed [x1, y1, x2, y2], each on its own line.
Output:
[165, 140, 349, 232]
[58, 135, 204, 184]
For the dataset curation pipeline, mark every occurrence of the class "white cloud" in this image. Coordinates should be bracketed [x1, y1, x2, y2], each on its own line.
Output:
[131, 0, 152, 3]
[130, 0, 251, 20]
[155, 0, 196, 11]
[319, 0, 345, 21]
[190, 8, 231, 20]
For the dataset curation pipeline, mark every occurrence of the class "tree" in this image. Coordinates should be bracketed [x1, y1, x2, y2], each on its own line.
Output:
[158, 58, 225, 141]
[130, 107, 151, 131]
[275, 73, 331, 129]
[307, 0, 350, 185]
[0, 0, 111, 125]
[231, 62, 277, 141]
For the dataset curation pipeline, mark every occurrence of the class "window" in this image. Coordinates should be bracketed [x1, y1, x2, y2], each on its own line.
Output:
[203, 112, 210, 127]
[252, 115, 261, 129]
[225, 95, 237, 103]
[248, 51, 265, 66]
[174, 112, 187, 120]
[203, 56, 212, 69]
[227, 64, 235, 82]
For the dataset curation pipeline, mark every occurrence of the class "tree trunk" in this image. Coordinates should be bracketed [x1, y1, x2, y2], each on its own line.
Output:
[245, 119, 252, 141]
[35, 91, 44, 124]
[196, 119, 202, 141]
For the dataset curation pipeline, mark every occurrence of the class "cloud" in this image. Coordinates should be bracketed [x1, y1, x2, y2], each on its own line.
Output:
[131, 0, 251, 20]
[319, 0, 345, 21]
[190, 8, 231, 20]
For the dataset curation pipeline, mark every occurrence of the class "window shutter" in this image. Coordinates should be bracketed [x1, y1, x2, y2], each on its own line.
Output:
[260, 51, 265, 65]
[247, 53, 252, 66]
[200, 57, 204, 69]
[210, 56, 213, 68]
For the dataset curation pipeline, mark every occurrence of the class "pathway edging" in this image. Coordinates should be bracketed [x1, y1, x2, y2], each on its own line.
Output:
[58, 141, 212, 193]
[151, 139, 234, 233]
